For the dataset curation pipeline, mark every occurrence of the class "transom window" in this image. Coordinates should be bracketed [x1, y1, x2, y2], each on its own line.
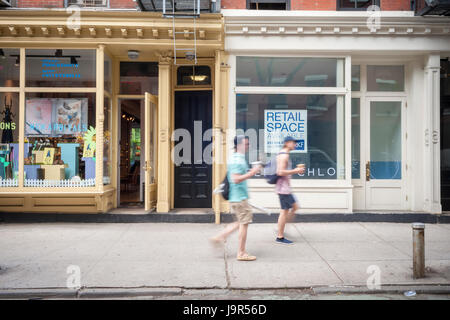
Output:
[66, 0, 108, 7]
[337, 0, 380, 10]
[247, 0, 290, 10]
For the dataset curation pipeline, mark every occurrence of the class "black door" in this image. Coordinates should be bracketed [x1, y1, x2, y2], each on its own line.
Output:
[174, 91, 212, 208]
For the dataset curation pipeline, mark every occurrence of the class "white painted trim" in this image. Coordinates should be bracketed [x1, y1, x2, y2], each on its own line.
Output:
[235, 86, 347, 95]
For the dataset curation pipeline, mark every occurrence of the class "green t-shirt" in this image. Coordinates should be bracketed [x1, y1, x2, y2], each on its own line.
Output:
[227, 152, 249, 202]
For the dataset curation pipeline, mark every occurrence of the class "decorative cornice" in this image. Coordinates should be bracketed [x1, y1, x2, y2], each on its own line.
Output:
[0, 10, 223, 43]
[224, 12, 450, 37]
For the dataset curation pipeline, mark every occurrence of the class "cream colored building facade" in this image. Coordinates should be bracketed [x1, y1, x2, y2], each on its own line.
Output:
[223, 10, 450, 214]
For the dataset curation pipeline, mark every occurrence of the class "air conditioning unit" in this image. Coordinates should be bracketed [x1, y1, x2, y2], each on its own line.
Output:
[0, 0, 12, 7]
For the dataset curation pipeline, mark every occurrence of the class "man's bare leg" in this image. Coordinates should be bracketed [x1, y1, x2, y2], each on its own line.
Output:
[277, 209, 289, 238]
[237, 223, 248, 257]
[286, 202, 299, 223]
[211, 221, 239, 242]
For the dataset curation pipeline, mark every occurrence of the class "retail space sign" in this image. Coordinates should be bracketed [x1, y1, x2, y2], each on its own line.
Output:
[264, 109, 307, 154]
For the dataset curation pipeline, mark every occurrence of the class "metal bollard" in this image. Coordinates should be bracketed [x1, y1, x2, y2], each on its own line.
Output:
[412, 223, 425, 279]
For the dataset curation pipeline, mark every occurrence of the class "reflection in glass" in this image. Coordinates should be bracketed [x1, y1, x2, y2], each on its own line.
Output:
[236, 57, 344, 87]
[120, 62, 158, 95]
[351, 98, 360, 179]
[24, 92, 96, 187]
[352, 65, 360, 91]
[0, 92, 20, 186]
[104, 97, 112, 185]
[236, 94, 345, 180]
[367, 65, 404, 92]
[26, 49, 96, 87]
[370, 101, 402, 179]
[0, 48, 20, 87]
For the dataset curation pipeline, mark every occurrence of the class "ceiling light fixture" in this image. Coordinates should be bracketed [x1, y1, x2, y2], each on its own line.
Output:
[190, 75, 207, 82]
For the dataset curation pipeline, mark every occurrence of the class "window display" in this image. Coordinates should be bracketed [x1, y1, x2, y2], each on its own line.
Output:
[0, 92, 19, 187]
[24, 93, 96, 187]
[25, 49, 96, 87]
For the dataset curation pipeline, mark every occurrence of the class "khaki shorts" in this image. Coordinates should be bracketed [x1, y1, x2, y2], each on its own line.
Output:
[231, 199, 253, 224]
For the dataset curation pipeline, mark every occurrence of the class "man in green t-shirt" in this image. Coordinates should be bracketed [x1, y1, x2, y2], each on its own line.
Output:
[210, 135, 261, 261]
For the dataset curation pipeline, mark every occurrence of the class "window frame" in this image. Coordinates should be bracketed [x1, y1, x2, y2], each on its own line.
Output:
[0, 46, 108, 191]
[337, 0, 380, 11]
[65, 0, 109, 8]
[232, 54, 352, 186]
[246, 0, 291, 10]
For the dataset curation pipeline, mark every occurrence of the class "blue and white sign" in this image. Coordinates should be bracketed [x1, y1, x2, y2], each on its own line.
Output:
[264, 109, 307, 154]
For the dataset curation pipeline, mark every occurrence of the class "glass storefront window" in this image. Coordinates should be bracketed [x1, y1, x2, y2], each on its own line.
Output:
[0, 48, 20, 87]
[25, 49, 96, 87]
[24, 92, 96, 187]
[104, 53, 112, 93]
[236, 57, 345, 87]
[367, 65, 405, 92]
[120, 62, 158, 95]
[103, 97, 111, 185]
[236, 94, 345, 180]
[0, 92, 20, 187]
[351, 98, 360, 179]
[352, 65, 360, 91]
[370, 101, 402, 179]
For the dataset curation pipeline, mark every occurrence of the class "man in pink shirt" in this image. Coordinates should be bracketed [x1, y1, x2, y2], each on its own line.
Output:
[275, 136, 305, 244]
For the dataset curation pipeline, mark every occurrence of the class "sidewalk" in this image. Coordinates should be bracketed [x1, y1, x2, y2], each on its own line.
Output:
[0, 222, 449, 297]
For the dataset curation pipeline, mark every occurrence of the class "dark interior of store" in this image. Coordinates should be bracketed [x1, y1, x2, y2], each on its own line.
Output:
[119, 99, 142, 206]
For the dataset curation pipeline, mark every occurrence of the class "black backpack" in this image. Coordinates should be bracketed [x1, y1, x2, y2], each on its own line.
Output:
[220, 173, 230, 200]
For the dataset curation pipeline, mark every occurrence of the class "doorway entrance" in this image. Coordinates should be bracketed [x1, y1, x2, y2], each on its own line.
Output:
[174, 91, 213, 208]
[119, 99, 143, 207]
[117, 94, 158, 210]
[353, 97, 407, 210]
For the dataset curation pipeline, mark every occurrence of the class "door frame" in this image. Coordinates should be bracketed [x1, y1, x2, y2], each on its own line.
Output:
[363, 96, 407, 210]
[173, 90, 214, 209]
[351, 60, 411, 211]
[144, 92, 158, 211]
[115, 95, 158, 210]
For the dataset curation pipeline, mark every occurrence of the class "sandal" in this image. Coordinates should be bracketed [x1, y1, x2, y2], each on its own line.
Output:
[237, 253, 256, 261]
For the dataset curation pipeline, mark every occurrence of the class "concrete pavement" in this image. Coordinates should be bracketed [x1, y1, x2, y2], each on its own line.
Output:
[0, 222, 449, 297]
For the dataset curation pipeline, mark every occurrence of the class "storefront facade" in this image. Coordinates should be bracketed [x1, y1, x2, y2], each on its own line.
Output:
[0, 10, 228, 218]
[223, 9, 450, 214]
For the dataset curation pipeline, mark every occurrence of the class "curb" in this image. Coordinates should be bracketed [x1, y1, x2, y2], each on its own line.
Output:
[0, 285, 449, 299]
[0, 212, 449, 224]
[312, 284, 450, 295]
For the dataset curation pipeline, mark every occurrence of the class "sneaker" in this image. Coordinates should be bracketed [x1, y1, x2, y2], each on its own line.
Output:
[276, 237, 294, 245]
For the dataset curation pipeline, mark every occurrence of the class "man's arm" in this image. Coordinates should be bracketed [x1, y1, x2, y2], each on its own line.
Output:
[232, 166, 260, 184]
[277, 153, 301, 176]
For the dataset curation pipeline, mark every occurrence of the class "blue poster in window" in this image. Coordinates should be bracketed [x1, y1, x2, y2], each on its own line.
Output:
[264, 109, 307, 154]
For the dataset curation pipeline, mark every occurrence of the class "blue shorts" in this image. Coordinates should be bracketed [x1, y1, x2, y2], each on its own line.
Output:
[278, 194, 297, 210]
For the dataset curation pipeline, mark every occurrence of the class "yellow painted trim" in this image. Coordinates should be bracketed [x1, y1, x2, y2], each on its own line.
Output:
[24, 87, 97, 93]
[156, 54, 172, 213]
[0, 87, 20, 92]
[96, 45, 105, 191]
[18, 48, 25, 189]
